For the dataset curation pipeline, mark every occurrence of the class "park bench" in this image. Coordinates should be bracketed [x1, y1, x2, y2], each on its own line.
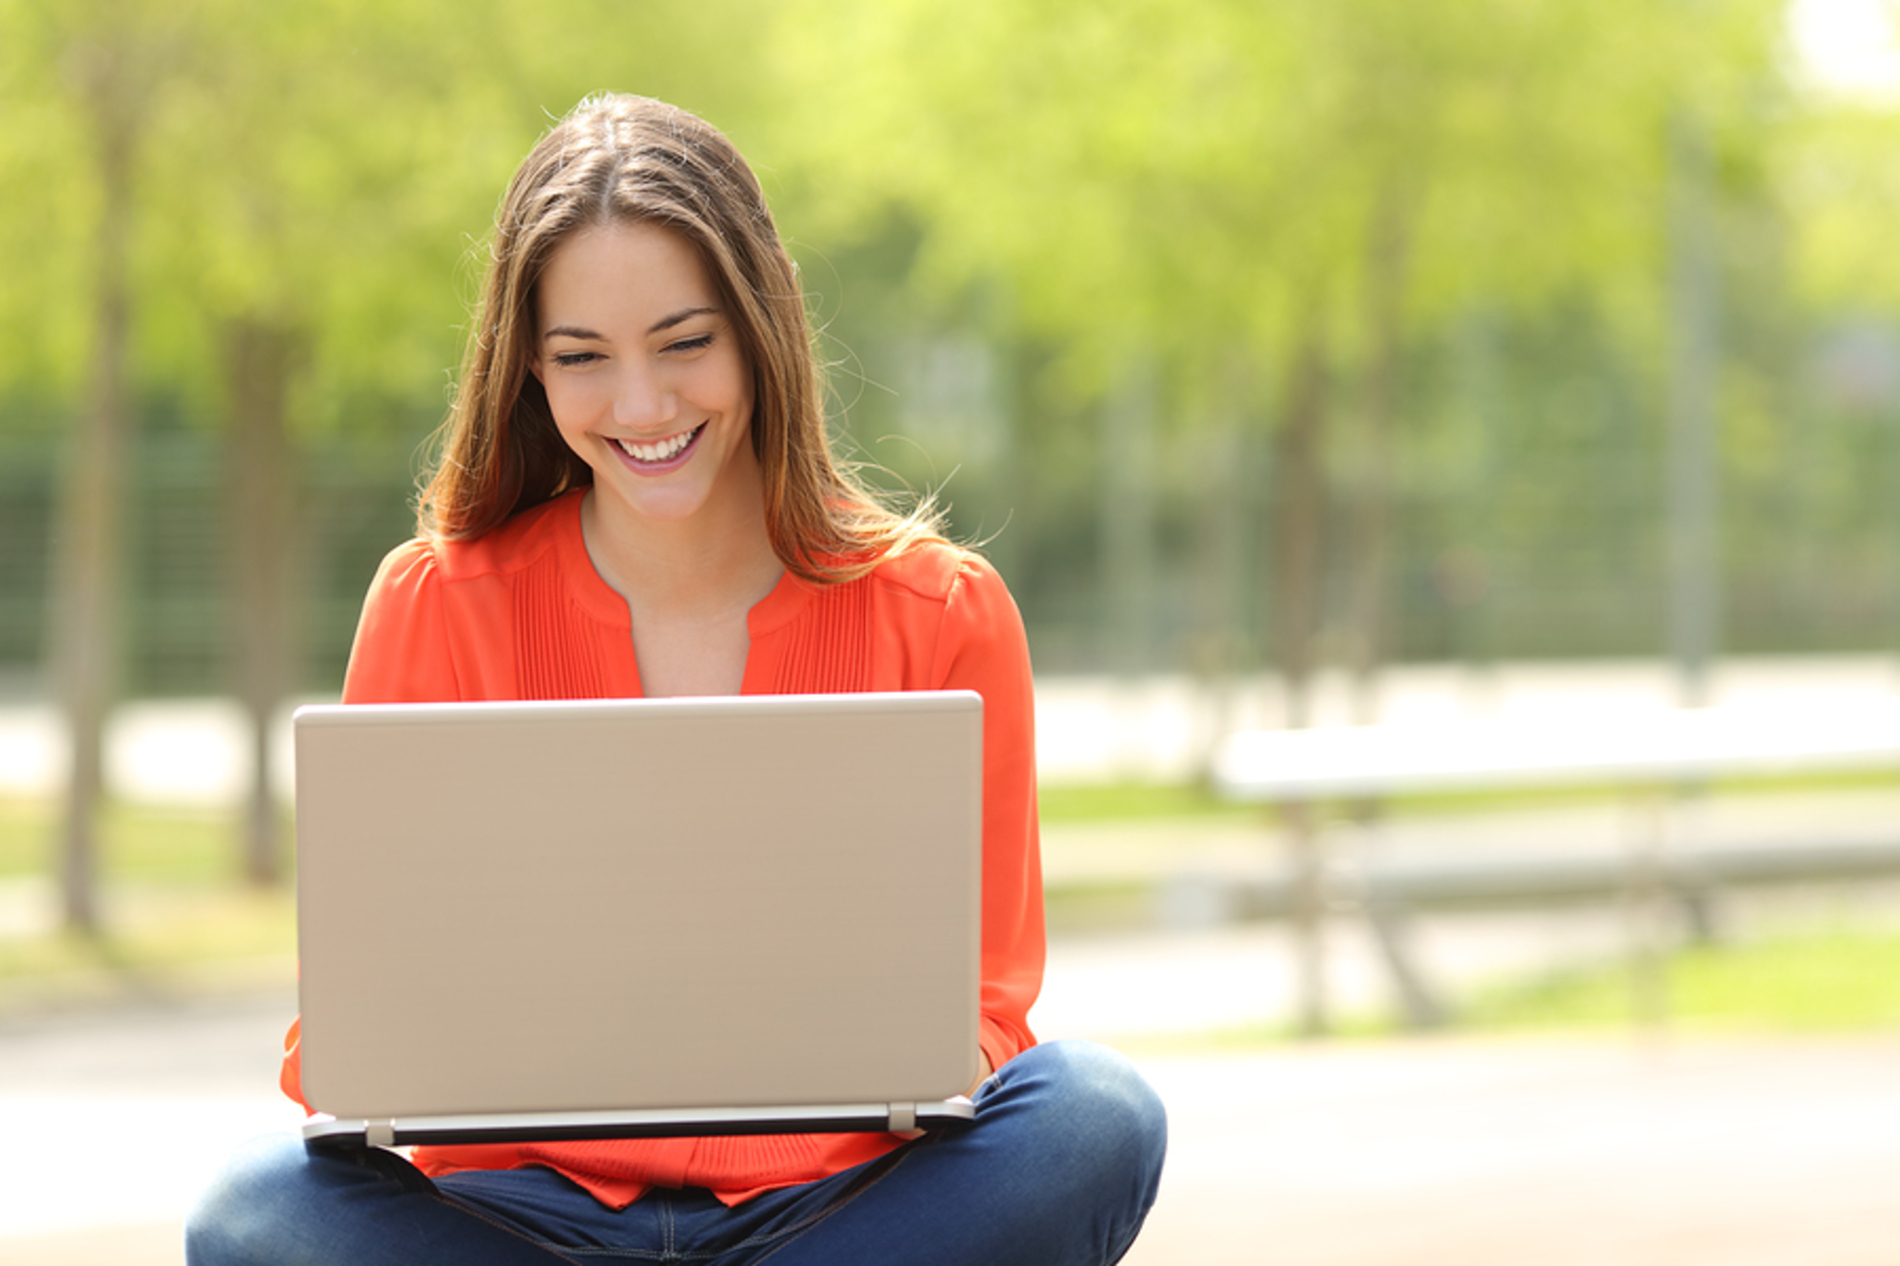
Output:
[1210, 700, 1900, 1031]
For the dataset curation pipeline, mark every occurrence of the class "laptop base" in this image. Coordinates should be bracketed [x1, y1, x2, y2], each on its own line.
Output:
[303, 1098, 977, 1149]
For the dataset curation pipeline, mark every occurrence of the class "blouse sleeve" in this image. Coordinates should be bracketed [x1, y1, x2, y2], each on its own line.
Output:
[929, 555, 1045, 1073]
[282, 538, 461, 1110]
[340, 538, 462, 705]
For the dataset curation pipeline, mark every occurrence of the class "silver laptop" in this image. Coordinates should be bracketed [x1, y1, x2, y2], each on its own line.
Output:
[292, 691, 984, 1148]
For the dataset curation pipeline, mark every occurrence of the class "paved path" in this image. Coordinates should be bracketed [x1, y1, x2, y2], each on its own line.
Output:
[1118, 1033, 1900, 1266]
[5, 959, 1900, 1266]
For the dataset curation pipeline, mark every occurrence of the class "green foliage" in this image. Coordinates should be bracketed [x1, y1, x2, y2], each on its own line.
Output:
[770, 0, 1790, 395]
[4, 0, 1900, 681]
[1469, 923, 1900, 1033]
[0, 0, 1884, 442]
[0, 0, 777, 430]
[1779, 101, 1900, 313]
[0, 0, 112, 399]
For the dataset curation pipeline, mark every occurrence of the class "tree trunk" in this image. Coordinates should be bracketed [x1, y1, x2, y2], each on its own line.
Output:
[1270, 326, 1328, 730]
[1666, 112, 1721, 708]
[1344, 180, 1413, 726]
[49, 33, 141, 933]
[1269, 322, 1330, 1037]
[223, 318, 303, 887]
[1450, 309, 1504, 711]
[1188, 363, 1263, 773]
[1099, 357, 1159, 675]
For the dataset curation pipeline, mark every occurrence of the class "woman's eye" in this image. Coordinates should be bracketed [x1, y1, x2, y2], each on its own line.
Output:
[667, 334, 714, 355]
[552, 351, 599, 368]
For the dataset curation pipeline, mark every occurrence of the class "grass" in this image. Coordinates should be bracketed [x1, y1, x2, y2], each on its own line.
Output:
[0, 796, 297, 1010]
[0, 795, 275, 882]
[0, 887, 297, 999]
[1466, 923, 1900, 1034]
[1038, 780, 1251, 823]
[1382, 765, 1900, 821]
[0, 886, 297, 1012]
[1121, 921, 1900, 1055]
[1037, 767, 1900, 825]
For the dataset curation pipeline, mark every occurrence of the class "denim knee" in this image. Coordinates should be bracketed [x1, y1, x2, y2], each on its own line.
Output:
[186, 1134, 308, 1266]
[1060, 1040, 1165, 1147]
[954, 1040, 1166, 1264]
[991, 1040, 1168, 1197]
[186, 1132, 435, 1266]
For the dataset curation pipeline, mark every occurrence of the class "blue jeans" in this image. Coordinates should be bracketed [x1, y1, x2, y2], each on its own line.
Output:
[186, 1041, 1166, 1265]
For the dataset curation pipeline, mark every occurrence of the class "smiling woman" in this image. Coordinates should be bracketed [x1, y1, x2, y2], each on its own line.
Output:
[182, 94, 1166, 1266]
[531, 219, 775, 696]
[533, 222, 756, 512]
[534, 227, 760, 546]
[417, 96, 943, 589]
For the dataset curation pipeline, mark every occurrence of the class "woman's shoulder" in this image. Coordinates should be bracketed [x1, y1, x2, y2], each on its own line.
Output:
[865, 539, 1005, 604]
[861, 542, 1023, 643]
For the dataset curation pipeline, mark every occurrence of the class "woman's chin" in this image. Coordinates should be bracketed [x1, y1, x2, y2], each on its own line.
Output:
[611, 483, 715, 526]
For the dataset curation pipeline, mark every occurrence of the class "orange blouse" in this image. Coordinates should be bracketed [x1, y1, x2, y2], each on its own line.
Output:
[279, 489, 1045, 1207]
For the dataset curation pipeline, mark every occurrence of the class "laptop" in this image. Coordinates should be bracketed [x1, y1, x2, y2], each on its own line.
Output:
[292, 690, 984, 1149]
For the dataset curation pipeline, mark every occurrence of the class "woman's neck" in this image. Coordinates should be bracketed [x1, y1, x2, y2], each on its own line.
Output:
[577, 480, 784, 627]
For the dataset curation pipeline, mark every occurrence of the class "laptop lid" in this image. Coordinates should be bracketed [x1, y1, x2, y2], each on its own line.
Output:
[292, 690, 983, 1146]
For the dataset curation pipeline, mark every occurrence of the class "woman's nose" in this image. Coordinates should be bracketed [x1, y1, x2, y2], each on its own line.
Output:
[613, 364, 676, 429]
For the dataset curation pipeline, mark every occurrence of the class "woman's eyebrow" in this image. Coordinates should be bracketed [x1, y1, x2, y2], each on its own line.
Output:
[541, 308, 718, 342]
[648, 306, 717, 335]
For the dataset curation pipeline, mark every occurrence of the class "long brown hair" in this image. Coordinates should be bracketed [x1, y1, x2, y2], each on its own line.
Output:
[420, 94, 943, 582]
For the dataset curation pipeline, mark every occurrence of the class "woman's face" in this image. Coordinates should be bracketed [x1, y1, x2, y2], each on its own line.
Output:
[532, 220, 757, 532]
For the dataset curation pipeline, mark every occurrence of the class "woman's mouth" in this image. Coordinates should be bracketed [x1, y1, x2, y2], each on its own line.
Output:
[615, 424, 706, 469]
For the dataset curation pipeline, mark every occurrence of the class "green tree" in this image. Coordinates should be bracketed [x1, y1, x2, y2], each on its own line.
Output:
[769, 0, 1785, 707]
[0, 0, 783, 914]
[763, 0, 1790, 1038]
[0, 0, 193, 930]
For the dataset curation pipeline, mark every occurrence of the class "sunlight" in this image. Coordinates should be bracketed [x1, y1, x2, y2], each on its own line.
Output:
[1789, 0, 1900, 100]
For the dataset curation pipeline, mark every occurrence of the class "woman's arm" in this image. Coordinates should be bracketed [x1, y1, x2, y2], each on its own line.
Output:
[928, 554, 1046, 1075]
[282, 538, 462, 1110]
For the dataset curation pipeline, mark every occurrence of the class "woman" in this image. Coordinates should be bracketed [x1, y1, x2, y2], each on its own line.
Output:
[187, 94, 1165, 1265]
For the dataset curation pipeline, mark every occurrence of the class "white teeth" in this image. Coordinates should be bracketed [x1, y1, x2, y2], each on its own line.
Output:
[617, 426, 700, 464]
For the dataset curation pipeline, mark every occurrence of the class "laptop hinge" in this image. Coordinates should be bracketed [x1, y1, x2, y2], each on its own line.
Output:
[366, 1120, 397, 1148]
[886, 1103, 917, 1133]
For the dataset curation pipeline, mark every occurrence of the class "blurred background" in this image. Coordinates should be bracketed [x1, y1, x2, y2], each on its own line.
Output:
[4, 0, 1900, 1262]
